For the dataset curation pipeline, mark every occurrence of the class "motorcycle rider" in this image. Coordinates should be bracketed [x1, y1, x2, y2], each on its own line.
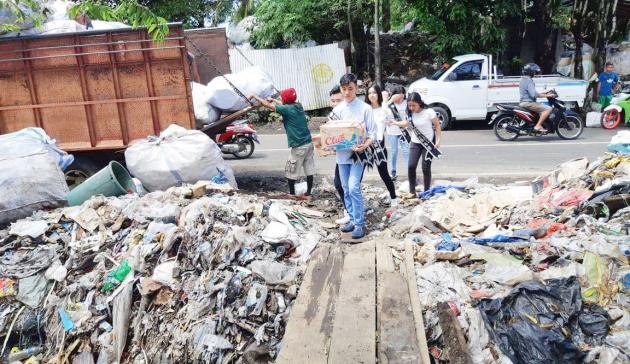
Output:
[519, 63, 553, 133]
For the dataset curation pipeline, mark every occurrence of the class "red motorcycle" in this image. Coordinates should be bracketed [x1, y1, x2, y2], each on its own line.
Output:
[216, 120, 259, 159]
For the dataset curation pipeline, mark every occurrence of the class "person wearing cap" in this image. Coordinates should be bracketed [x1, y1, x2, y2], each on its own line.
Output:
[250, 89, 315, 196]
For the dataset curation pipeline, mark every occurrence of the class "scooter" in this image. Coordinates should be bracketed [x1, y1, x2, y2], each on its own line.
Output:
[491, 89, 584, 141]
[601, 82, 630, 129]
[216, 120, 259, 159]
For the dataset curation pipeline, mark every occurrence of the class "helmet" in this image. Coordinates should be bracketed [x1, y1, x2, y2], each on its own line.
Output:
[522, 63, 541, 77]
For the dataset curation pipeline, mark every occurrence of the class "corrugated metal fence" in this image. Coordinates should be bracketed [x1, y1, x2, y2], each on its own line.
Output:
[229, 43, 347, 111]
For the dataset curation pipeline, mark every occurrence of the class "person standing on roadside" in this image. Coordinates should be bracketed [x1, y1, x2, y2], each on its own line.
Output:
[366, 84, 398, 207]
[598, 62, 619, 109]
[390, 92, 441, 196]
[329, 85, 352, 225]
[250, 88, 315, 196]
[332, 73, 376, 239]
[385, 85, 410, 180]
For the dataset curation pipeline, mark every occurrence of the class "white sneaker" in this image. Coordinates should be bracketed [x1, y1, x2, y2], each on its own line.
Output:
[335, 211, 350, 225]
[390, 198, 399, 208]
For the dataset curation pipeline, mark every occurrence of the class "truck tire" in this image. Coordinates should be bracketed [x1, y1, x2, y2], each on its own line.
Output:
[65, 155, 103, 190]
[432, 106, 451, 130]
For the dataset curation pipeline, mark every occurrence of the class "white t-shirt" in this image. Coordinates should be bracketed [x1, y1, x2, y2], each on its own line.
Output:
[372, 106, 393, 141]
[409, 108, 437, 143]
[386, 100, 407, 136]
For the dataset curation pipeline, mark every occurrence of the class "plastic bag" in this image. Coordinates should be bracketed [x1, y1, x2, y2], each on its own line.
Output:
[0, 151, 69, 225]
[608, 131, 630, 154]
[0, 127, 74, 170]
[124, 124, 237, 191]
[206, 67, 275, 112]
[191, 82, 220, 126]
[478, 277, 610, 364]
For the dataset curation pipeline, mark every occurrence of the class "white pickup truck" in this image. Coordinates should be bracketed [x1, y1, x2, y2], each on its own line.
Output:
[408, 54, 589, 129]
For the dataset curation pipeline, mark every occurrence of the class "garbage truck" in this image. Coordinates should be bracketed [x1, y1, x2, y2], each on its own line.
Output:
[0, 23, 242, 186]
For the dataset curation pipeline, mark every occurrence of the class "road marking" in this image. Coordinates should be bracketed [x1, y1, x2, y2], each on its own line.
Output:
[256, 140, 608, 152]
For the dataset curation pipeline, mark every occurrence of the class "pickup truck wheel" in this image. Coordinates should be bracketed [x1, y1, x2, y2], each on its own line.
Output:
[432, 106, 451, 130]
[493, 116, 519, 141]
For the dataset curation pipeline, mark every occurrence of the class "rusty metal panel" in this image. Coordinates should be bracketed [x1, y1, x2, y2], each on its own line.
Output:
[0, 23, 195, 152]
[185, 28, 230, 84]
[228, 43, 347, 111]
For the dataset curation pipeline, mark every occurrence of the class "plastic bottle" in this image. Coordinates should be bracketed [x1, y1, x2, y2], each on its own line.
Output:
[101, 259, 132, 292]
[8, 346, 43, 362]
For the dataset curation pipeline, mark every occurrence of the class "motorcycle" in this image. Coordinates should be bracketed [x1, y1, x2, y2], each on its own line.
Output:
[491, 89, 584, 141]
[601, 82, 630, 129]
[216, 120, 259, 159]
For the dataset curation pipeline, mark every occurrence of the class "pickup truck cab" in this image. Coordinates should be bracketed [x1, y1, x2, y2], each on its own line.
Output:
[408, 54, 589, 129]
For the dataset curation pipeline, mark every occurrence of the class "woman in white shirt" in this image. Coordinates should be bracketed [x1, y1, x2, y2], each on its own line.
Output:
[365, 84, 397, 206]
[385, 85, 410, 180]
[390, 92, 442, 196]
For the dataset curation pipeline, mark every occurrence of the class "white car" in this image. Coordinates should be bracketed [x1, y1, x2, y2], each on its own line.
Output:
[408, 54, 589, 129]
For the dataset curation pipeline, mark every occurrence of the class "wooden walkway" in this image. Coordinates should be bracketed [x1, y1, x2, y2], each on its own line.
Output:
[277, 239, 430, 364]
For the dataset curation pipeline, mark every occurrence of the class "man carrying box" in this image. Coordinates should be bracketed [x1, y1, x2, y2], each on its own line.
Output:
[330, 73, 376, 239]
[251, 88, 315, 196]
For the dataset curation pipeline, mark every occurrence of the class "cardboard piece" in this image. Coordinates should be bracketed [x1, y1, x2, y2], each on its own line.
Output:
[312, 134, 335, 157]
[319, 121, 365, 153]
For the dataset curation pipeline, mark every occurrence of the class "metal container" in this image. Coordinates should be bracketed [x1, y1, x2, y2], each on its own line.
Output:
[0, 23, 195, 152]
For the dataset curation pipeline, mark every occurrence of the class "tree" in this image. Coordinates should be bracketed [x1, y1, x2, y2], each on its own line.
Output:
[251, 0, 374, 70]
[0, 0, 46, 33]
[391, 0, 523, 61]
[373, 0, 382, 86]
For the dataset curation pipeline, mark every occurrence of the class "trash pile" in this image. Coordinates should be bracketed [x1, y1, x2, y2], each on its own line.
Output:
[0, 181, 331, 363]
[389, 153, 630, 363]
[372, 31, 435, 84]
[0, 0, 129, 38]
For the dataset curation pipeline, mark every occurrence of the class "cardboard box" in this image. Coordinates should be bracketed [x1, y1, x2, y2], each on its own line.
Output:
[312, 134, 335, 157]
[319, 121, 365, 153]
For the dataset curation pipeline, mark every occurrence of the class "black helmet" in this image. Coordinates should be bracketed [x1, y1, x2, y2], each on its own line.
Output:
[522, 63, 541, 77]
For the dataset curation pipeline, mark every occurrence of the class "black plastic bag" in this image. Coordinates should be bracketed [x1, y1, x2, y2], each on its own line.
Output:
[478, 277, 609, 364]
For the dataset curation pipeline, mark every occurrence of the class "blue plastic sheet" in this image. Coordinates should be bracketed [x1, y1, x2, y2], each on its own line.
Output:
[419, 185, 465, 199]
[468, 235, 528, 245]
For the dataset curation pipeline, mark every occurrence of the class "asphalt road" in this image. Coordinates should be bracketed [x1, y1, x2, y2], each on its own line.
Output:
[227, 124, 617, 184]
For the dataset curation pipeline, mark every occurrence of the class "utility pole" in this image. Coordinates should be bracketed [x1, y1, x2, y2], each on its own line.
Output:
[374, 0, 382, 87]
[347, 0, 356, 71]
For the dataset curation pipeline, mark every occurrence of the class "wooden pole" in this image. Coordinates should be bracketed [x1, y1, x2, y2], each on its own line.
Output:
[374, 0, 382, 87]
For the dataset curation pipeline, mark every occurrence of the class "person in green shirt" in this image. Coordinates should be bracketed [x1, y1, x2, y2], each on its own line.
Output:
[251, 88, 315, 196]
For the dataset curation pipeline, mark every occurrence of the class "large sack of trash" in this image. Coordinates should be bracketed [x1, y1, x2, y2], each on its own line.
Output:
[191, 82, 220, 127]
[206, 66, 275, 112]
[125, 124, 237, 191]
[0, 128, 71, 225]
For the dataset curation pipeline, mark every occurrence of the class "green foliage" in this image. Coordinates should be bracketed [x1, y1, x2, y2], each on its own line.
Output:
[0, 0, 45, 32]
[69, 0, 169, 41]
[395, 0, 522, 60]
[251, 0, 373, 48]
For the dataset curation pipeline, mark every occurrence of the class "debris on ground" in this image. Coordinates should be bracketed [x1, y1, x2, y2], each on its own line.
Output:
[387, 152, 630, 363]
[0, 180, 337, 363]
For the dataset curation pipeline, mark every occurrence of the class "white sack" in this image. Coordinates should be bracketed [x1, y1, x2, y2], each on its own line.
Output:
[191, 82, 220, 125]
[206, 66, 274, 112]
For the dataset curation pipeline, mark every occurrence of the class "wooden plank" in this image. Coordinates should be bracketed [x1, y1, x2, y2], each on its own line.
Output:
[404, 241, 432, 364]
[437, 302, 473, 364]
[377, 240, 421, 364]
[328, 241, 376, 364]
[276, 244, 345, 363]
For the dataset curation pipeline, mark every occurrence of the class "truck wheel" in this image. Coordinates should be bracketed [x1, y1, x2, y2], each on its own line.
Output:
[65, 156, 103, 190]
[432, 106, 451, 130]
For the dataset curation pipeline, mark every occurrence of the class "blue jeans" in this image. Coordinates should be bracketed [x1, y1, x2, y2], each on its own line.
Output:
[337, 163, 365, 227]
[387, 134, 410, 175]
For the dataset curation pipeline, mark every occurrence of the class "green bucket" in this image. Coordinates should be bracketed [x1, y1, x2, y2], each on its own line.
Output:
[67, 161, 136, 206]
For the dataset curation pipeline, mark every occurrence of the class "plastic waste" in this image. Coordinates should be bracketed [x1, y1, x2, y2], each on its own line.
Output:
[9, 220, 49, 238]
[607, 130, 630, 154]
[59, 308, 75, 332]
[478, 277, 610, 364]
[582, 252, 611, 304]
[7, 346, 43, 362]
[249, 260, 300, 285]
[101, 260, 132, 292]
[125, 124, 237, 191]
[206, 67, 275, 112]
